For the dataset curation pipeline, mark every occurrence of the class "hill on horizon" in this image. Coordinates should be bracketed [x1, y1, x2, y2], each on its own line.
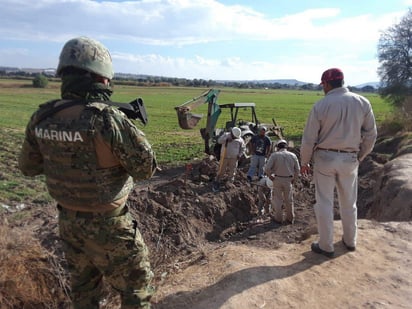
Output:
[0, 66, 379, 88]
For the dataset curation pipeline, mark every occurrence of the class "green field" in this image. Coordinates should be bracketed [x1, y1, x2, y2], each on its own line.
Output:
[0, 79, 393, 205]
[0, 79, 392, 163]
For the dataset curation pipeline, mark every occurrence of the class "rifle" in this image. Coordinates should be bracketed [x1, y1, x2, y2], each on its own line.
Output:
[109, 98, 148, 125]
[34, 97, 149, 126]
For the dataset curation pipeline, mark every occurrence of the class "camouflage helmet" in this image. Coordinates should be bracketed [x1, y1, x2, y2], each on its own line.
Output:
[56, 36, 114, 79]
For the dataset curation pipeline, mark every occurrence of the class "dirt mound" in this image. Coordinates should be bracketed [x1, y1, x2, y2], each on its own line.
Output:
[367, 153, 412, 221]
[0, 225, 68, 308]
[126, 155, 318, 278]
[359, 132, 412, 221]
[2, 137, 412, 308]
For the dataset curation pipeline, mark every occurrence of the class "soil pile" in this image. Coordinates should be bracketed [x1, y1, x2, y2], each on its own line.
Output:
[129, 155, 318, 277]
[1, 133, 412, 308]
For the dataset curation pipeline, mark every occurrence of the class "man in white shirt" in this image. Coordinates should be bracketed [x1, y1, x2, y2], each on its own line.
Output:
[300, 68, 377, 258]
[213, 127, 245, 191]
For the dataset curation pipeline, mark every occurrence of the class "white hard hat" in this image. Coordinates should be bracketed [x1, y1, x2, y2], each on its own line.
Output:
[231, 127, 241, 138]
[276, 139, 287, 147]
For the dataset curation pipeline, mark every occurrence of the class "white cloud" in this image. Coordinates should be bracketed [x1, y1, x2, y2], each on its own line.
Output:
[0, 0, 408, 84]
[0, 48, 29, 56]
[0, 0, 402, 45]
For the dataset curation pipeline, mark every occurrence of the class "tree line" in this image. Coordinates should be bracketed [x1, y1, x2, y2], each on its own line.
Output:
[0, 70, 377, 93]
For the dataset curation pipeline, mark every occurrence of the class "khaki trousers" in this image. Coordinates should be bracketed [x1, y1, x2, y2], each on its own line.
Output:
[271, 177, 294, 222]
[216, 157, 238, 181]
[313, 149, 359, 252]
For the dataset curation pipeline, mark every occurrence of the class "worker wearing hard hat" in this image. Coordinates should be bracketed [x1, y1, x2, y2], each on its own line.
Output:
[264, 139, 300, 224]
[257, 175, 273, 215]
[213, 127, 246, 191]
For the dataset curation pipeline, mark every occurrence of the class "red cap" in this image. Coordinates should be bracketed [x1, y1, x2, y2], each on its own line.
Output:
[320, 68, 344, 84]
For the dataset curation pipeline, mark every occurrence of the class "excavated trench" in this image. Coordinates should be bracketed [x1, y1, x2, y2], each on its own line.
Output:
[126, 135, 408, 281]
[126, 153, 318, 276]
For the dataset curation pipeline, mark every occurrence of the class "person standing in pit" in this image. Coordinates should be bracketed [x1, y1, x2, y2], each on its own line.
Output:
[213, 127, 245, 191]
[247, 126, 272, 182]
[265, 139, 300, 224]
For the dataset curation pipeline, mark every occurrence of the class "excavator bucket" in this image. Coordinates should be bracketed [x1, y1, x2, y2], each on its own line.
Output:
[175, 106, 203, 129]
[175, 89, 220, 130]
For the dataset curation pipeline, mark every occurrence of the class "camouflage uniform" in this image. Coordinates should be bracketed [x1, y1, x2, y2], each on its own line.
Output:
[18, 37, 156, 309]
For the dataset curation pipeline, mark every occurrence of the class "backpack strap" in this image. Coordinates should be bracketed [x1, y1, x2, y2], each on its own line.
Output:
[33, 99, 84, 126]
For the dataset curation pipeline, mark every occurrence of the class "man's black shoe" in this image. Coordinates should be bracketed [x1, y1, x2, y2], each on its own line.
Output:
[311, 242, 334, 258]
[247, 176, 252, 182]
[342, 237, 356, 251]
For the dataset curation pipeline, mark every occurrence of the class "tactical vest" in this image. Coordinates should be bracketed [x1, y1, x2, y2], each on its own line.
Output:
[34, 100, 133, 209]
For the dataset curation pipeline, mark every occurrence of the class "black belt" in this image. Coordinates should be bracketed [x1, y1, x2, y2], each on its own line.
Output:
[57, 204, 126, 219]
[317, 148, 357, 154]
[275, 175, 293, 178]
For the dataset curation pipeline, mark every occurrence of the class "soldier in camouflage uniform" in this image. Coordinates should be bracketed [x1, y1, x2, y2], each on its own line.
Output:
[18, 37, 157, 309]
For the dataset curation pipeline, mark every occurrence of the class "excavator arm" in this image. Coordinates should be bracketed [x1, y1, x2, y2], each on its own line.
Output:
[175, 88, 288, 157]
[175, 89, 222, 155]
[174, 89, 221, 129]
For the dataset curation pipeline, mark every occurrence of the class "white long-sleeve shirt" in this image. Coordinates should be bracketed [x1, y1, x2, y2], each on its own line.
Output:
[217, 132, 245, 159]
[300, 87, 377, 165]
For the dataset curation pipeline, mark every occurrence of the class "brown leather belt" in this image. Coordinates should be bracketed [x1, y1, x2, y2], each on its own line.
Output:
[317, 148, 357, 154]
[57, 204, 126, 219]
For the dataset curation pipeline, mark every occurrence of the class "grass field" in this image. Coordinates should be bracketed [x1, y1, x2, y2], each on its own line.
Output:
[0, 79, 392, 162]
[0, 79, 393, 205]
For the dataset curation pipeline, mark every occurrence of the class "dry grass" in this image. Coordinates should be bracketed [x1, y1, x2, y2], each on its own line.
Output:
[0, 223, 70, 309]
[379, 110, 412, 136]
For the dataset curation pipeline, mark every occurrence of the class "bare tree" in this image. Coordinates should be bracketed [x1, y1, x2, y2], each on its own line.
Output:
[377, 8, 412, 109]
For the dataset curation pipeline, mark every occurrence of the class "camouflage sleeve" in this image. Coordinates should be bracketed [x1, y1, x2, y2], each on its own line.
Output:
[100, 107, 157, 181]
[18, 112, 44, 176]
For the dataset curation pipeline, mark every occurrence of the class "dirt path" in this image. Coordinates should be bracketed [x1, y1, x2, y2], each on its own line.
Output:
[153, 220, 412, 309]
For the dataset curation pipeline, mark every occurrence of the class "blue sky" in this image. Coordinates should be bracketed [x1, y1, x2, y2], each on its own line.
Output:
[0, 0, 411, 85]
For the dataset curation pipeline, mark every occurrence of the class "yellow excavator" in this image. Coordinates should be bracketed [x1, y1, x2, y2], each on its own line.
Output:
[175, 89, 284, 160]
